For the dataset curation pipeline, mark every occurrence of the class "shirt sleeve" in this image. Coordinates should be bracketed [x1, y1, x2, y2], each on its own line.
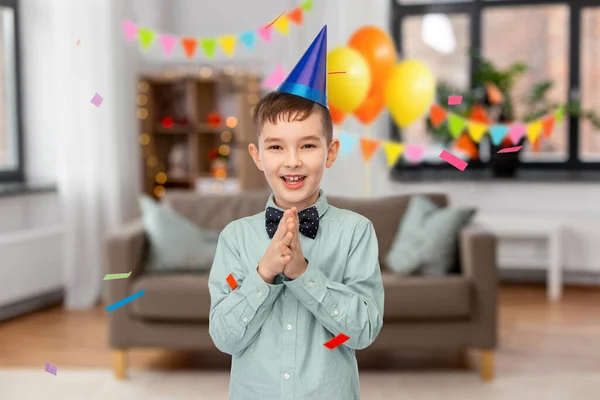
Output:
[283, 221, 384, 350]
[208, 223, 284, 356]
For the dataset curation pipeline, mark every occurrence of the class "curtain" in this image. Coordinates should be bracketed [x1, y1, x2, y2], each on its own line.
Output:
[53, 0, 139, 309]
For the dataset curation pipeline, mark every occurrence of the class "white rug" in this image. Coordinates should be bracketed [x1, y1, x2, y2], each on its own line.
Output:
[1, 369, 599, 400]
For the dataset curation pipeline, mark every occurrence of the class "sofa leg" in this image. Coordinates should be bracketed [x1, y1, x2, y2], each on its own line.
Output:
[113, 349, 128, 380]
[480, 349, 494, 381]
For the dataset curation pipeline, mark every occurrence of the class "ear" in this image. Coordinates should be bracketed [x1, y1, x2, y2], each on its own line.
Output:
[248, 143, 263, 171]
[325, 138, 340, 168]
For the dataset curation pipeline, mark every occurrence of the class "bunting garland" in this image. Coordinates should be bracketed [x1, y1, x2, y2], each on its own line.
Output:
[335, 102, 565, 169]
[428, 104, 564, 146]
[121, 0, 313, 59]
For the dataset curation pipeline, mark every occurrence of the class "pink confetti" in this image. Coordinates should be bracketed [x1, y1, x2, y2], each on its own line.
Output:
[90, 93, 103, 107]
[439, 149, 468, 171]
[497, 145, 523, 153]
[448, 95, 462, 105]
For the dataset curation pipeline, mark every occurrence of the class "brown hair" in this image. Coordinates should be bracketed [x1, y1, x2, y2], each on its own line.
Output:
[252, 91, 333, 145]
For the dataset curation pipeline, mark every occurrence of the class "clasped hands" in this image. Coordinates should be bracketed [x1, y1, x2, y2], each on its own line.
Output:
[258, 208, 307, 283]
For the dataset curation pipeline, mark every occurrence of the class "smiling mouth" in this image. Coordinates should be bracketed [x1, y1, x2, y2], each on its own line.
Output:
[281, 175, 306, 188]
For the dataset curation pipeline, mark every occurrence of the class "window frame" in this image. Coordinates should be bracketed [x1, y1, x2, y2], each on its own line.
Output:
[0, 0, 25, 183]
[390, 0, 600, 176]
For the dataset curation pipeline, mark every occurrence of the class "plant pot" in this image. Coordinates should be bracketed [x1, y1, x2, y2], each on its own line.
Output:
[489, 138, 524, 178]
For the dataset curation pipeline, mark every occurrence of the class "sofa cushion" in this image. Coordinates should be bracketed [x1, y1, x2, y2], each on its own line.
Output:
[140, 195, 220, 273]
[386, 195, 475, 276]
[328, 194, 448, 266]
[129, 274, 211, 322]
[381, 273, 471, 321]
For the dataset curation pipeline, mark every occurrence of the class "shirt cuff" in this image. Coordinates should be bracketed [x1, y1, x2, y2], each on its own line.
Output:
[239, 266, 284, 310]
[283, 259, 328, 304]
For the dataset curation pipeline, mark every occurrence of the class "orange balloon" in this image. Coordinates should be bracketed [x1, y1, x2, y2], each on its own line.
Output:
[354, 89, 385, 125]
[329, 102, 345, 125]
[348, 26, 396, 94]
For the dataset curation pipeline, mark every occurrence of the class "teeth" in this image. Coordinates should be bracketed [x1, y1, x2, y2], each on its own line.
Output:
[284, 176, 302, 182]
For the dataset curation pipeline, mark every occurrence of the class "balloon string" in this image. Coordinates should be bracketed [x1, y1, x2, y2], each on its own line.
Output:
[364, 124, 371, 196]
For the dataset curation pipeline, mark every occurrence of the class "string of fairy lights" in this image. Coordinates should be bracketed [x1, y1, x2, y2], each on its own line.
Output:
[136, 65, 262, 197]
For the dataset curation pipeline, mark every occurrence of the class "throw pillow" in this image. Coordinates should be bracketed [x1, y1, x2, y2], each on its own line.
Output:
[140, 195, 220, 273]
[386, 195, 475, 276]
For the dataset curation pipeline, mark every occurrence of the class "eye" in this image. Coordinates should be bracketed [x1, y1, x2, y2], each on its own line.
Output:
[268, 145, 282, 150]
[302, 144, 316, 149]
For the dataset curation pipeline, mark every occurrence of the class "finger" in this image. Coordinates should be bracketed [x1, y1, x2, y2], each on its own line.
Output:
[281, 231, 293, 247]
[279, 254, 291, 266]
[279, 243, 292, 256]
[273, 215, 289, 239]
[291, 207, 299, 224]
[287, 219, 295, 232]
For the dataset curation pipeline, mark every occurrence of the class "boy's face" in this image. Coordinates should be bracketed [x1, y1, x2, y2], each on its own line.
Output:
[248, 112, 339, 211]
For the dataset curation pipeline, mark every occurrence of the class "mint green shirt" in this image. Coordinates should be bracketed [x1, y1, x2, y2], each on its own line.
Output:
[208, 191, 384, 400]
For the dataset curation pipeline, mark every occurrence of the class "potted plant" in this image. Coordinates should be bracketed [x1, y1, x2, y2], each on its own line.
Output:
[427, 52, 600, 177]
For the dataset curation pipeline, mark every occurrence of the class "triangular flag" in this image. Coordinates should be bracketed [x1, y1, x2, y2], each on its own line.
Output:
[261, 64, 286, 89]
[287, 7, 303, 25]
[526, 120, 543, 143]
[338, 133, 359, 157]
[200, 38, 217, 59]
[257, 26, 272, 42]
[382, 142, 405, 167]
[489, 125, 509, 146]
[508, 123, 526, 144]
[159, 34, 176, 57]
[273, 15, 290, 35]
[467, 121, 488, 143]
[430, 104, 447, 127]
[301, 0, 313, 12]
[181, 37, 197, 59]
[359, 137, 381, 162]
[122, 19, 138, 43]
[218, 35, 237, 57]
[448, 114, 467, 138]
[555, 107, 564, 123]
[541, 114, 556, 139]
[404, 144, 425, 163]
[453, 133, 478, 160]
[138, 28, 156, 50]
[239, 31, 256, 50]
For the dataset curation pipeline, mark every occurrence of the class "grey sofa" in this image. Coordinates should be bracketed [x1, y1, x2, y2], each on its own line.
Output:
[105, 192, 498, 381]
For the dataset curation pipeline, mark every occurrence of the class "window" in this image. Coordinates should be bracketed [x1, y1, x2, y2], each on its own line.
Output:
[391, 0, 600, 179]
[0, 0, 23, 183]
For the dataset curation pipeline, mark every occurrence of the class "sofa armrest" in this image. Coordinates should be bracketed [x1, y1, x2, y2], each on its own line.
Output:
[103, 219, 147, 347]
[459, 224, 498, 348]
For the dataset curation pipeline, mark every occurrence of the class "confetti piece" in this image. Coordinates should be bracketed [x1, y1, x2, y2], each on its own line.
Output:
[103, 272, 132, 280]
[328, 71, 346, 74]
[324, 333, 350, 350]
[76, 39, 81, 47]
[448, 95, 462, 105]
[439, 149, 468, 171]
[45, 362, 57, 376]
[497, 145, 523, 153]
[226, 274, 238, 290]
[105, 290, 145, 312]
[264, 12, 285, 30]
[90, 93, 103, 107]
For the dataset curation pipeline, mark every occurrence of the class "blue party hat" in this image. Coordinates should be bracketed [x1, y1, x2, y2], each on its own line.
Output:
[277, 25, 328, 108]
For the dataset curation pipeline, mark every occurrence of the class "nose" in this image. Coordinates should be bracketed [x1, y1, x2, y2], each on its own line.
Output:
[283, 149, 302, 168]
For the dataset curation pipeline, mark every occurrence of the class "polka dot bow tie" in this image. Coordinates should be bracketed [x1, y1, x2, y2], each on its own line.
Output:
[265, 206, 319, 239]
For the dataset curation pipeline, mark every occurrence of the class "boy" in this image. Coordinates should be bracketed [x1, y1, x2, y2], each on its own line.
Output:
[208, 25, 384, 400]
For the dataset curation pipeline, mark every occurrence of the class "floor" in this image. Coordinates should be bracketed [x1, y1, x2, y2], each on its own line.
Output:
[1, 284, 600, 373]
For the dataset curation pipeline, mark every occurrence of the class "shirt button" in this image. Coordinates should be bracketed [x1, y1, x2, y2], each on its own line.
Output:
[333, 309, 340, 316]
[242, 317, 248, 323]
[257, 291, 263, 297]
[286, 324, 292, 331]
[284, 373, 290, 380]
[307, 281, 314, 287]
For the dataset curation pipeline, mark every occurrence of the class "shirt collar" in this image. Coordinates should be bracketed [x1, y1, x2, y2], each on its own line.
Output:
[266, 189, 329, 219]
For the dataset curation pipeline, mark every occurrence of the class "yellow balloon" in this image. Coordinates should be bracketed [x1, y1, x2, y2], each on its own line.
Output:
[385, 60, 436, 128]
[327, 47, 371, 113]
